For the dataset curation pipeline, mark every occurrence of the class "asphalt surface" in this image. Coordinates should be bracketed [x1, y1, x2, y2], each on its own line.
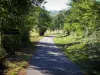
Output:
[27, 36, 83, 75]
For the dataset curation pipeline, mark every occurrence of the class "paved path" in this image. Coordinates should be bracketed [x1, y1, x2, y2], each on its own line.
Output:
[27, 36, 83, 75]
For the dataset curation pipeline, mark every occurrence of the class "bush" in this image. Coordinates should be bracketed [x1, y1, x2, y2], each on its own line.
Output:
[0, 47, 6, 74]
[0, 47, 6, 61]
[38, 26, 47, 36]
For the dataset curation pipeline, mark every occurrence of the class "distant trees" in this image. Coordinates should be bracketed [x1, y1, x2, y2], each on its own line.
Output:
[51, 10, 67, 33]
[38, 9, 51, 36]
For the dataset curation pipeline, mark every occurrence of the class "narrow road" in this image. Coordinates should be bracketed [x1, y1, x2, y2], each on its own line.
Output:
[27, 36, 83, 75]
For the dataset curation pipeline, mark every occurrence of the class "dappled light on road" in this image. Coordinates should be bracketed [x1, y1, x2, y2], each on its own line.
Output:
[27, 36, 83, 75]
[48, 51, 63, 56]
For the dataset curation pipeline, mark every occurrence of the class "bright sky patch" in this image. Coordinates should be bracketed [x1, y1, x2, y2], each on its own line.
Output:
[44, 0, 70, 11]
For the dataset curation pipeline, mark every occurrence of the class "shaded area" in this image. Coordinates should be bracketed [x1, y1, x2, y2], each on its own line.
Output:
[27, 36, 83, 75]
[2, 36, 41, 75]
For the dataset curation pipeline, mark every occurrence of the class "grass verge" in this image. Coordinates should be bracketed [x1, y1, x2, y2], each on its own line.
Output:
[54, 34, 100, 75]
[5, 36, 43, 75]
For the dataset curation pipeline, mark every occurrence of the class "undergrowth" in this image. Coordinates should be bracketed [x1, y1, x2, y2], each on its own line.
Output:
[4, 36, 42, 75]
[54, 34, 100, 75]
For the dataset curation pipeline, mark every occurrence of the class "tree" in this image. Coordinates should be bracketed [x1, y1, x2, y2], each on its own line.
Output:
[0, 0, 45, 74]
[0, 0, 44, 62]
[64, 0, 100, 37]
[38, 9, 51, 36]
[62, 0, 100, 74]
[52, 10, 67, 33]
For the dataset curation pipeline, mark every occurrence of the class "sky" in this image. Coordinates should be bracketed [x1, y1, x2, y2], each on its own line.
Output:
[43, 0, 70, 11]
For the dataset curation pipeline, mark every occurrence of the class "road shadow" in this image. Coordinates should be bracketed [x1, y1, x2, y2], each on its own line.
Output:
[28, 40, 83, 75]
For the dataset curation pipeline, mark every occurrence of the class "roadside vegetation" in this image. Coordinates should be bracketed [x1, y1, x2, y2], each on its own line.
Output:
[0, 0, 100, 75]
[0, 0, 50, 75]
[4, 32, 42, 75]
[54, 34, 100, 75]
[54, 0, 100, 75]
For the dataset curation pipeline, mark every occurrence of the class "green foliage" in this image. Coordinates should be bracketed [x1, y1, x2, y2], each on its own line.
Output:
[0, 0, 44, 74]
[0, 46, 6, 74]
[38, 9, 51, 36]
[0, 47, 5, 61]
[54, 34, 100, 75]
[0, 0, 44, 55]
[54, 0, 100, 75]
[64, 0, 100, 37]
[51, 10, 67, 31]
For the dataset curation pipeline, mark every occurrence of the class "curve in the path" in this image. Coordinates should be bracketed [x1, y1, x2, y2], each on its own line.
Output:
[27, 36, 83, 75]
